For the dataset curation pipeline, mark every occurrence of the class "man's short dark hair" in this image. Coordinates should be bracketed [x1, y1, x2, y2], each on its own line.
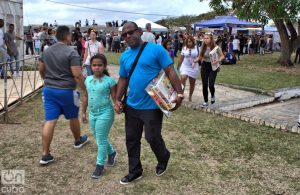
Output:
[9, 23, 14, 27]
[123, 21, 138, 29]
[145, 23, 151, 31]
[56, 25, 70, 41]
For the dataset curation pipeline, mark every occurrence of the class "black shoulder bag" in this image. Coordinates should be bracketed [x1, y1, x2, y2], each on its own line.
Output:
[122, 42, 148, 112]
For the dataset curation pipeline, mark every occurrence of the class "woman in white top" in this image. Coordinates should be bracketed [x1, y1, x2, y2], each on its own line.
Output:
[177, 36, 199, 102]
[83, 30, 105, 76]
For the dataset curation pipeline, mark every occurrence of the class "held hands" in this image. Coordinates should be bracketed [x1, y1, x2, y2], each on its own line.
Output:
[114, 100, 123, 114]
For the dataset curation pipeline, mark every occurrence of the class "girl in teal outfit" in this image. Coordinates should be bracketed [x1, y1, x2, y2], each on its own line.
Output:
[82, 54, 117, 179]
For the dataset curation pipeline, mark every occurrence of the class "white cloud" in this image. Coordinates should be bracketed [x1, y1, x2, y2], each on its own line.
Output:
[23, 0, 211, 25]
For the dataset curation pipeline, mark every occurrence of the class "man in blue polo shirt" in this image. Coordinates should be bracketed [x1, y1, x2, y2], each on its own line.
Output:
[115, 22, 184, 185]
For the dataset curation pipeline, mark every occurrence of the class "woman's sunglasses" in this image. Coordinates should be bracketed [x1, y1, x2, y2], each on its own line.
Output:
[121, 28, 138, 38]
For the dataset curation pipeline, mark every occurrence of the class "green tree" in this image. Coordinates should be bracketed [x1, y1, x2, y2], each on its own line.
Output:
[200, 0, 300, 66]
[156, 11, 220, 33]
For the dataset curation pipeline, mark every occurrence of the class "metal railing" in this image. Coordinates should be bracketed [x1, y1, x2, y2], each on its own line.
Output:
[0, 56, 43, 123]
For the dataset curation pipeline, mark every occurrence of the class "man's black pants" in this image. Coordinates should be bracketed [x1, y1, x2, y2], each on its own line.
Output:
[125, 106, 169, 177]
[26, 41, 34, 55]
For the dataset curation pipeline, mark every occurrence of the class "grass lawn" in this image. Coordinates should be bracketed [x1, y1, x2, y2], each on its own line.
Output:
[105, 51, 300, 91]
[1, 94, 300, 194]
[216, 52, 300, 91]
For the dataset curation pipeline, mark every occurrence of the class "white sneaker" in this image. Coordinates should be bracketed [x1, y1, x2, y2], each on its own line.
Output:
[200, 102, 208, 108]
[17, 73, 22, 77]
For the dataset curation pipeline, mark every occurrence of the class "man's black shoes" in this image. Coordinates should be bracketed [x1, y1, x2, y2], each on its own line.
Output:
[156, 151, 170, 177]
[120, 173, 143, 185]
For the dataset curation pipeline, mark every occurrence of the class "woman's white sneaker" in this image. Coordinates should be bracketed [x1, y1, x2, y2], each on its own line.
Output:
[200, 102, 208, 108]
[211, 96, 216, 104]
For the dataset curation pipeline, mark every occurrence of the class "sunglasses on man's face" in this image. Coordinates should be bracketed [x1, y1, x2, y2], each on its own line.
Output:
[121, 28, 138, 38]
[92, 64, 104, 67]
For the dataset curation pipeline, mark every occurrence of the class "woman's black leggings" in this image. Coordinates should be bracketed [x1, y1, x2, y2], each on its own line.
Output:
[201, 61, 218, 102]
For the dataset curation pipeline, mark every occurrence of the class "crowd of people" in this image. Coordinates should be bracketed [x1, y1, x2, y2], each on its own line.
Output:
[0, 17, 295, 83]
[0, 21, 60, 80]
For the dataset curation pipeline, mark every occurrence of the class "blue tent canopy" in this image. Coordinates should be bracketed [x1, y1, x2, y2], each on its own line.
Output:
[194, 15, 261, 28]
[264, 26, 278, 32]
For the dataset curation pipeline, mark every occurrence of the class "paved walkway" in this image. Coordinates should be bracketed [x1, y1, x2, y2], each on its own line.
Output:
[234, 98, 300, 127]
[108, 64, 300, 132]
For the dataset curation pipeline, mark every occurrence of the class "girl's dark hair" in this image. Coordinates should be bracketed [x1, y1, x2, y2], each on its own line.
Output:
[162, 39, 171, 49]
[90, 54, 110, 76]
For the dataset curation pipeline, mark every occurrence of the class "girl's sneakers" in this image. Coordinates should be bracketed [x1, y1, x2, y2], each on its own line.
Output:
[91, 165, 104, 179]
[107, 151, 118, 167]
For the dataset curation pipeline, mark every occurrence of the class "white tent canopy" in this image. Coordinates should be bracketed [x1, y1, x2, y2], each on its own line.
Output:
[118, 18, 168, 32]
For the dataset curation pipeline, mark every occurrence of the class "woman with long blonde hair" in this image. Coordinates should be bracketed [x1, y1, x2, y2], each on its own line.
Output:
[195, 33, 224, 107]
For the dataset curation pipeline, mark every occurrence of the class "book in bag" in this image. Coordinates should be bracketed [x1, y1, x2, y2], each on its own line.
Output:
[145, 71, 177, 118]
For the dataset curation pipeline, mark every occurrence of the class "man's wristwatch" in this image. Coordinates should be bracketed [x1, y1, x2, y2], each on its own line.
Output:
[177, 94, 184, 99]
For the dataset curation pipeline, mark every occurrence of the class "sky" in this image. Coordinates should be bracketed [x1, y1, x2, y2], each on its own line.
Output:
[23, 0, 211, 26]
